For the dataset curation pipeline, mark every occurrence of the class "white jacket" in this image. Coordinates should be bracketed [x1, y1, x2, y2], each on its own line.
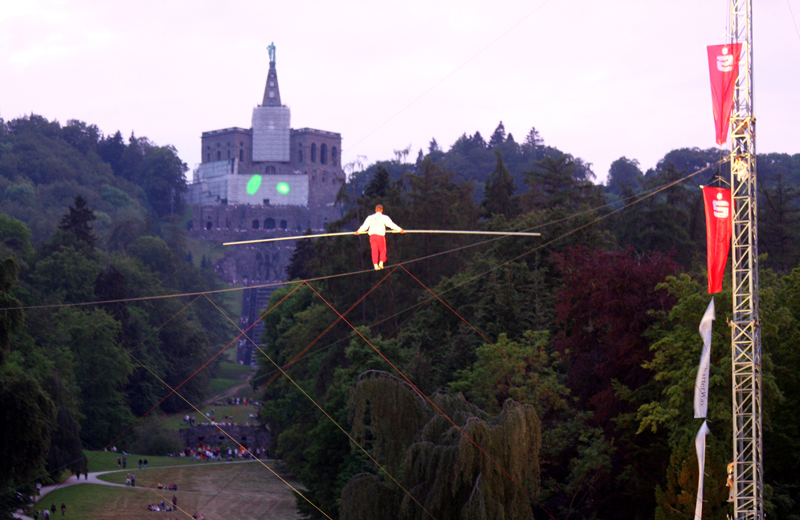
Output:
[358, 212, 402, 236]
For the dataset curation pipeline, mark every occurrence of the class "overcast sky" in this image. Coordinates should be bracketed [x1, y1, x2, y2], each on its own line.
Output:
[2, 0, 799, 184]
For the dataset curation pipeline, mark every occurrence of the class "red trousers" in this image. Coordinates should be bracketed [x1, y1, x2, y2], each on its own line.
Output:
[369, 235, 387, 264]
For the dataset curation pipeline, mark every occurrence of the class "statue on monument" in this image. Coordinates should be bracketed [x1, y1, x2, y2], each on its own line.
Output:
[268, 42, 276, 64]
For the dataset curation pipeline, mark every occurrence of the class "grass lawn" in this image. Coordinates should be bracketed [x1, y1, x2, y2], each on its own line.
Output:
[208, 361, 255, 397]
[33, 461, 301, 520]
[217, 362, 253, 380]
[161, 403, 261, 431]
[84, 451, 210, 472]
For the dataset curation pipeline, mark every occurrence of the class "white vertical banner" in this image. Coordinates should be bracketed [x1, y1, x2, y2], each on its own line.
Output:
[695, 420, 711, 520]
[694, 298, 715, 418]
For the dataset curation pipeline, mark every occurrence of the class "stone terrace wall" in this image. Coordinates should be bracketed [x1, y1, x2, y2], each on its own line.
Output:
[188, 204, 342, 284]
[179, 424, 270, 451]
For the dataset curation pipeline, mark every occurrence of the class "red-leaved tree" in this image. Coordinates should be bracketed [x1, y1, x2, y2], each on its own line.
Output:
[554, 247, 681, 425]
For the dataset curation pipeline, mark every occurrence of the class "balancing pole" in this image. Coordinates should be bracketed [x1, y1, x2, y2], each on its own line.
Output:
[223, 229, 541, 246]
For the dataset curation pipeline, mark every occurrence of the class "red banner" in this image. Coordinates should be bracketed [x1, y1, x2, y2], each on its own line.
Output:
[707, 43, 742, 145]
[703, 187, 732, 293]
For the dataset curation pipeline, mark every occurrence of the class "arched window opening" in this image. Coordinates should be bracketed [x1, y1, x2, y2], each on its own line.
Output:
[311, 143, 317, 163]
[320, 144, 327, 165]
[206, 153, 210, 162]
[298, 146, 303, 163]
[252, 220, 260, 229]
[239, 149, 244, 161]
[227, 150, 230, 159]
[217, 151, 221, 160]
[280, 219, 287, 229]
[264, 218, 276, 229]
[332, 147, 338, 166]
[206, 221, 213, 230]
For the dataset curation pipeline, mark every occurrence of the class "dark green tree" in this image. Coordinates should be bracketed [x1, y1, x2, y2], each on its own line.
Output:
[650, 147, 726, 188]
[401, 158, 477, 280]
[488, 121, 506, 148]
[606, 156, 643, 197]
[449, 332, 612, 519]
[629, 275, 736, 520]
[759, 155, 800, 272]
[96, 130, 126, 176]
[480, 150, 518, 219]
[364, 165, 396, 200]
[94, 262, 130, 326]
[45, 406, 87, 479]
[61, 120, 100, 156]
[0, 258, 22, 364]
[52, 307, 134, 446]
[0, 258, 55, 513]
[57, 195, 97, 249]
[611, 162, 703, 267]
[117, 134, 187, 219]
[521, 154, 602, 211]
[286, 230, 317, 280]
[134, 145, 188, 219]
[0, 216, 35, 270]
[763, 266, 800, 517]
[33, 247, 102, 305]
[0, 365, 55, 504]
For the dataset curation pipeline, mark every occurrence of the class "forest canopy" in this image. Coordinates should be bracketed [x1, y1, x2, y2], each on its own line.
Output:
[2, 114, 800, 519]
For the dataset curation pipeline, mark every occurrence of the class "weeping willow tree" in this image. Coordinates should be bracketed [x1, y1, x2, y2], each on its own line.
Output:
[342, 371, 541, 520]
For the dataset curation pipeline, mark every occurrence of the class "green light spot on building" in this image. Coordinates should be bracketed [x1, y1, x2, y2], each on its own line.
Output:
[247, 175, 262, 195]
[276, 182, 290, 195]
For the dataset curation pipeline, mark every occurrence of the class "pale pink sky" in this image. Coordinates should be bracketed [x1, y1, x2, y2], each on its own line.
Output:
[2, 0, 799, 183]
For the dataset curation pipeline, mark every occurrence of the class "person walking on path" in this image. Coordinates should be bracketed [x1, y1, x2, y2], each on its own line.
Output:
[356, 205, 404, 270]
[60, 503, 66, 516]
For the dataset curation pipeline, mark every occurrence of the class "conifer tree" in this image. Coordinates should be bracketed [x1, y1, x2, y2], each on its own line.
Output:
[481, 150, 518, 219]
[488, 121, 506, 149]
[58, 194, 97, 249]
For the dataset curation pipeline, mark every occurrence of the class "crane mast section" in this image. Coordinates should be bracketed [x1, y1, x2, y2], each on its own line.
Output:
[729, 0, 763, 518]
